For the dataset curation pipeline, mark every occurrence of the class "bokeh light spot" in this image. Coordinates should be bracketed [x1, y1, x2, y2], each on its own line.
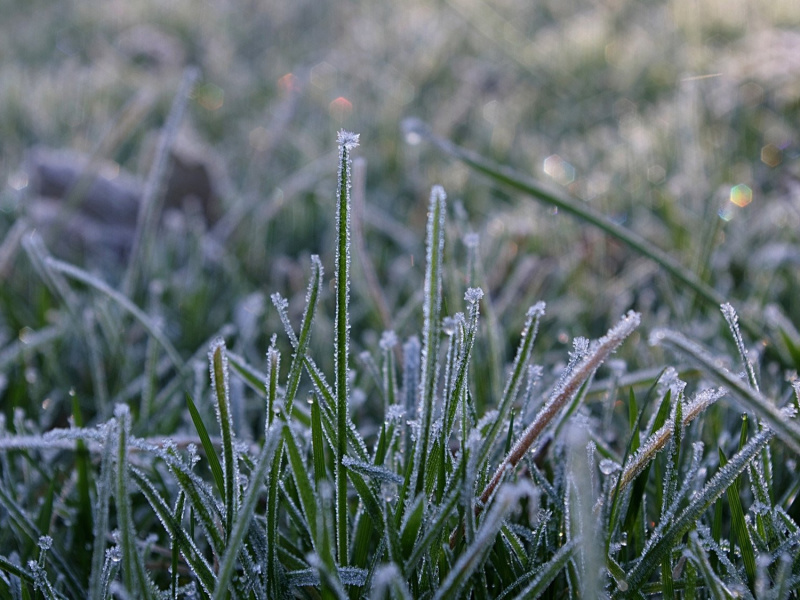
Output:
[760, 144, 782, 168]
[543, 154, 576, 185]
[329, 96, 353, 121]
[278, 73, 299, 94]
[195, 82, 224, 111]
[729, 184, 752, 208]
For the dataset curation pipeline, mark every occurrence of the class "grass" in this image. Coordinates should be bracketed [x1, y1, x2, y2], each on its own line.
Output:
[2, 0, 800, 597]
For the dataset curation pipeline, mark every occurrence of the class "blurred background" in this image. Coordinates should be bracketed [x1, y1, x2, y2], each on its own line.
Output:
[1, 0, 800, 430]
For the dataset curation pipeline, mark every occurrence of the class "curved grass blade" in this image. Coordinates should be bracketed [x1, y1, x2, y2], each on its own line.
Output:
[400, 119, 758, 334]
[45, 257, 186, 375]
[651, 329, 800, 455]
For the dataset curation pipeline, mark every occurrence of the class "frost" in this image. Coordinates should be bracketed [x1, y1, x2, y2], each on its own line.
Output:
[385, 404, 405, 423]
[464, 287, 484, 304]
[379, 330, 398, 350]
[476, 410, 499, 433]
[113, 403, 130, 419]
[107, 546, 122, 563]
[442, 316, 459, 337]
[721, 302, 759, 391]
[337, 130, 360, 150]
[271, 293, 299, 348]
[37, 535, 53, 551]
[527, 301, 546, 319]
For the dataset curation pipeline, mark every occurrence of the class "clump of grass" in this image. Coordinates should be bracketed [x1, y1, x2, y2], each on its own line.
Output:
[1, 130, 800, 600]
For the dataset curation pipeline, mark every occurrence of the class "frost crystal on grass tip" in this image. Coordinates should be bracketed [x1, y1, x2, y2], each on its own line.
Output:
[337, 130, 360, 150]
[527, 301, 546, 318]
[465, 287, 484, 304]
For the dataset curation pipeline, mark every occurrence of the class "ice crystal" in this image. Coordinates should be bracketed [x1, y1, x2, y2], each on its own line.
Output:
[464, 287, 484, 304]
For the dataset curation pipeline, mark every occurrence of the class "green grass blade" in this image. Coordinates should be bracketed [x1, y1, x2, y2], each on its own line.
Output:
[209, 339, 239, 538]
[186, 393, 225, 503]
[131, 468, 217, 596]
[283, 424, 319, 548]
[685, 532, 731, 600]
[505, 537, 579, 600]
[652, 329, 800, 455]
[89, 419, 115, 600]
[285, 255, 323, 417]
[412, 185, 447, 497]
[213, 422, 282, 600]
[478, 303, 545, 473]
[433, 483, 530, 600]
[114, 406, 153, 599]
[624, 427, 773, 593]
[334, 130, 359, 565]
[718, 448, 756, 590]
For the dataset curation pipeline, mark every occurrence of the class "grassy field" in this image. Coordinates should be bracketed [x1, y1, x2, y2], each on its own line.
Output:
[1, 0, 800, 597]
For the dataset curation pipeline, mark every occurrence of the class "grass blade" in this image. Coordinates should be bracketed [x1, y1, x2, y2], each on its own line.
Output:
[186, 393, 225, 503]
[333, 129, 360, 566]
[412, 185, 447, 497]
[114, 406, 153, 599]
[401, 118, 741, 331]
[213, 422, 282, 600]
[651, 329, 800, 455]
[623, 427, 773, 593]
[209, 339, 239, 538]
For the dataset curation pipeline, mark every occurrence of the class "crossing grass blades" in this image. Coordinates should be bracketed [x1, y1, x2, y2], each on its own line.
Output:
[1, 130, 800, 598]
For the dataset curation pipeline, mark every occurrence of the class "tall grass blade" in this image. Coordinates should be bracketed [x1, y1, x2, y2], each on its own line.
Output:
[412, 185, 447, 497]
[209, 339, 239, 538]
[477, 303, 545, 472]
[333, 129, 359, 566]
[123, 67, 199, 296]
[279, 255, 323, 418]
[113, 406, 153, 599]
[88, 421, 115, 600]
